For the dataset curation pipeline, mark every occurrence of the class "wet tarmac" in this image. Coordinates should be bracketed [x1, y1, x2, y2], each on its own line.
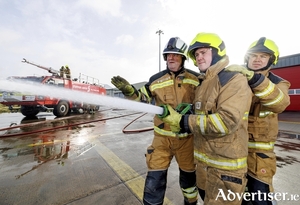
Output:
[0, 110, 299, 205]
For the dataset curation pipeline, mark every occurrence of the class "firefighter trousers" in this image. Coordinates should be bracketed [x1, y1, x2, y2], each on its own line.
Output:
[203, 167, 247, 205]
[143, 169, 198, 205]
[242, 175, 275, 205]
[143, 135, 198, 204]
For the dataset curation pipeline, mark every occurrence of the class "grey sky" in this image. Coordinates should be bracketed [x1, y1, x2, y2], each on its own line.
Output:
[1, 0, 299, 87]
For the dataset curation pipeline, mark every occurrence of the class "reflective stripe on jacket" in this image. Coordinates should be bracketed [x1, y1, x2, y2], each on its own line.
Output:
[188, 56, 252, 170]
[194, 150, 247, 170]
[127, 67, 200, 137]
[247, 69, 290, 186]
[248, 70, 291, 152]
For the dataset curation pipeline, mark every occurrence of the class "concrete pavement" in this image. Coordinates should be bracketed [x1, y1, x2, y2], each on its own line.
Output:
[0, 110, 299, 205]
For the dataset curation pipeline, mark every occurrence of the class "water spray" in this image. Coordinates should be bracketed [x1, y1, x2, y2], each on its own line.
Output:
[0, 79, 164, 115]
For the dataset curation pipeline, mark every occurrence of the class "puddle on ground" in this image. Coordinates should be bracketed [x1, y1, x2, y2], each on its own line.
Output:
[276, 131, 300, 152]
[276, 155, 300, 168]
[275, 131, 300, 168]
[0, 126, 97, 180]
[278, 131, 300, 140]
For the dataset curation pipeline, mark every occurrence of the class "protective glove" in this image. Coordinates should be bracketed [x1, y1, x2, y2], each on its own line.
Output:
[111, 76, 135, 96]
[158, 104, 182, 133]
[158, 103, 193, 119]
[224, 65, 254, 81]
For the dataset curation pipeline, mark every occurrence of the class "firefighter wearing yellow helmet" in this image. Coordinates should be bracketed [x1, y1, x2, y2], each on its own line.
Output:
[64, 65, 71, 79]
[227, 37, 291, 204]
[111, 37, 200, 205]
[160, 32, 252, 204]
[188, 32, 226, 68]
[245, 37, 280, 69]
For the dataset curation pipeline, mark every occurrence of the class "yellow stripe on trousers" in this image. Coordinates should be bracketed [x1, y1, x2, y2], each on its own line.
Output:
[91, 135, 174, 205]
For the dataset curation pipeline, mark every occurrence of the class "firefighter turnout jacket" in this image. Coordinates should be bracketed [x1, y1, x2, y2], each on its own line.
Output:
[247, 68, 290, 191]
[186, 56, 252, 191]
[126, 67, 200, 140]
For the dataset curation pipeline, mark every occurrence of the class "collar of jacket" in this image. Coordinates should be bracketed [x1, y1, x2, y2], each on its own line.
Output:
[205, 55, 229, 78]
[255, 67, 271, 77]
[167, 66, 185, 77]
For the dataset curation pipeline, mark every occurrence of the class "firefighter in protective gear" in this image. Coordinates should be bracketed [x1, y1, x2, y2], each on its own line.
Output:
[227, 37, 290, 205]
[64, 65, 71, 79]
[161, 32, 252, 205]
[60, 66, 65, 77]
[111, 37, 200, 205]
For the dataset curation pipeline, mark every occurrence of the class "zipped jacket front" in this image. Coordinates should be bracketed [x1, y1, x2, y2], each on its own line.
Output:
[127, 67, 200, 137]
[187, 56, 252, 170]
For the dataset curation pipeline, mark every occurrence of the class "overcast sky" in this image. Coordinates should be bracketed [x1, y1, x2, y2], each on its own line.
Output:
[1, 0, 299, 87]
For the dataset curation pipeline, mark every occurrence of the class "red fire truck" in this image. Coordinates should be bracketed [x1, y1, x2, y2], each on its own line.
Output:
[0, 58, 106, 117]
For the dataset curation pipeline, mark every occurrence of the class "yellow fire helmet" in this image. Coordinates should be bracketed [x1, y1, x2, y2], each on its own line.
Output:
[163, 37, 188, 61]
[245, 37, 279, 65]
[188, 32, 226, 66]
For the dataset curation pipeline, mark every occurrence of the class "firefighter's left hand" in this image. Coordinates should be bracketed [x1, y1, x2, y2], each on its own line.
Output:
[225, 65, 254, 80]
[159, 104, 182, 133]
[111, 76, 134, 96]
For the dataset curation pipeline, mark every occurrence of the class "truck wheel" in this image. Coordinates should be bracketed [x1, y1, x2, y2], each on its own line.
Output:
[53, 101, 69, 117]
[20, 106, 40, 117]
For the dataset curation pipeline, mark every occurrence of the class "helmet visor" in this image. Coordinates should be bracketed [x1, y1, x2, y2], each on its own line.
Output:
[163, 38, 188, 54]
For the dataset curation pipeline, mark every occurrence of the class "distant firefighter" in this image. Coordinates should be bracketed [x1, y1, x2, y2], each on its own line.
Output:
[65, 65, 71, 79]
[59, 66, 65, 77]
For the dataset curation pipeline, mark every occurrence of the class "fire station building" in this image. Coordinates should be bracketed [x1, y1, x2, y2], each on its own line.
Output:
[271, 53, 300, 111]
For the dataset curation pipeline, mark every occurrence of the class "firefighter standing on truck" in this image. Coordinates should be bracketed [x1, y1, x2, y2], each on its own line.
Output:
[226, 37, 291, 205]
[65, 65, 71, 79]
[60, 66, 65, 77]
[160, 32, 253, 205]
[111, 37, 200, 205]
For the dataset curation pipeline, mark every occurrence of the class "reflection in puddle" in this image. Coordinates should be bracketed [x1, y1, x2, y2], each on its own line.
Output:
[32, 135, 95, 165]
[21, 116, 46, 124]
[277, 131, 300, 152]
[276, 155, 300, 168]
[276, 131, 300, 168]
[1, 132, 95, 179]
[33, 138, 70, 164]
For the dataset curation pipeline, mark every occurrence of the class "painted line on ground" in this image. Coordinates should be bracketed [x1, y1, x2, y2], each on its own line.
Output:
[91, 133, 174, 205]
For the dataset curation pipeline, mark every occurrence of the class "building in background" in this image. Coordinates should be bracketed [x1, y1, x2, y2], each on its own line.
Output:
[106, 82, 147, 98]
[272, 53, 300, 111]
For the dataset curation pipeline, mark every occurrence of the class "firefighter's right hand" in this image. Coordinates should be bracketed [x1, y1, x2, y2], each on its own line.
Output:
[159, 104, 182, 133]
[111, 76, 135, 96]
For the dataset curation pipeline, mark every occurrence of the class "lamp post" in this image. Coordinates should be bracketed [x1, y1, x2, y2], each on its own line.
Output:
[156, 29, 164, 72]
